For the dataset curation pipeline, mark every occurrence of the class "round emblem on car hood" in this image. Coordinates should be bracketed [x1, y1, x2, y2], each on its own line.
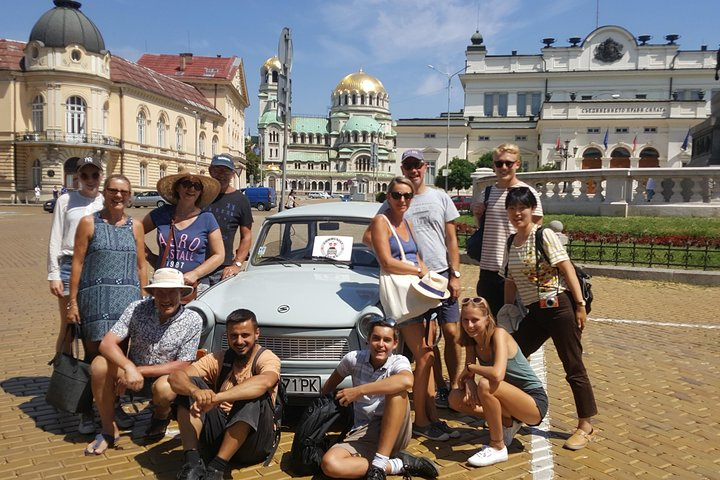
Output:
[277, 305, 290, 313]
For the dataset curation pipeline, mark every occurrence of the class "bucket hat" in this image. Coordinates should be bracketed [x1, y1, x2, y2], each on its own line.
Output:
[411, 271, 450, 300]
[144, 268, 194, 296]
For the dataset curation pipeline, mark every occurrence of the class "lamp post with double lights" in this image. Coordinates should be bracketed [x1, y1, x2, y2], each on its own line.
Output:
[428, 64, 465, 191]
[558, 139, 578, 171]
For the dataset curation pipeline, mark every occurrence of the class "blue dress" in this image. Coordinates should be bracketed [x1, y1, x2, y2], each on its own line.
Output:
[78, 213, 141, 342]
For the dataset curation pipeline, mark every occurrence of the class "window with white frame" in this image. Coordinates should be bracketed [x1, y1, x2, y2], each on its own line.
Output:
[199, 132, 206, 156]
[66, 96, 86, 140]
[137, 111, 146, 144]
[102, 103, 109, 136]
[484, 93, 508, 116]
[159, 165, 167, 178]
[478, 136, 490, 141]
[615, 127, 629, 134]
[176, 120, 184, 151]
[211, 135, 218, 156]
[157, 116, 166, 148]
[32, 95, 44, 132]
[516, 92, 541, 116]
[587, 127, 600, 134]
[424, 133, 436, 138]
[139, 163, 147, 187]
[643, 127, 657, 134]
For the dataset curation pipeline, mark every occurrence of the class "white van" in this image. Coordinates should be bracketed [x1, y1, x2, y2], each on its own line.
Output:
[307, 191, 331, 199]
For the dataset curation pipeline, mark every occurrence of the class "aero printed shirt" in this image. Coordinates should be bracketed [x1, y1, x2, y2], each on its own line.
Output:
[480, 182, 543, 272]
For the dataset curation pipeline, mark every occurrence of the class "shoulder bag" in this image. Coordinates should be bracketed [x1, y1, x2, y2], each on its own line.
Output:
[161, 219, 198, 304]
[45, 325, 93, 414]
[466, 186, 493, 261]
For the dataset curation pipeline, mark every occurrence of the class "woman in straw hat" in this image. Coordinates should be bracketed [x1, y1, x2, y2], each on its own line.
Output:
[142, 171, 224, 295]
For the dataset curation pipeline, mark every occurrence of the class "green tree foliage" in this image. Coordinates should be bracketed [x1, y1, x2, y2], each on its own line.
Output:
[476, 151, 494, 169]
[434, 157, 476, 193]
[244, 137, 261, 184]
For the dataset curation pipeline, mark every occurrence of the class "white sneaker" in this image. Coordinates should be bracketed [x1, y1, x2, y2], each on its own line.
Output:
[503, 420, 522, 446]
[77, 413, 96, 434]
[467, 445, 508, 467]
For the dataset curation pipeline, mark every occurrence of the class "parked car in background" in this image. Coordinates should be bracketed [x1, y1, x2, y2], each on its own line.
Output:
[451, 195, 473, 213]
[187, 202, 385, 402]
[307, 191, 331, 199]
[129, 190, 165, 208]
[43, 198, 56, 213]
[242, 186, 277, 211]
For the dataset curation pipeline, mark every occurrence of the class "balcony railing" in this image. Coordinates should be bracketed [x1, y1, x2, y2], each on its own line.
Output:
[15, 131, 121, 147]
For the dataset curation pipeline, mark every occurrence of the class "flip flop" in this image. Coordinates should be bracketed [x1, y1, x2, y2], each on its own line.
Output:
[84, 432, 119, 456]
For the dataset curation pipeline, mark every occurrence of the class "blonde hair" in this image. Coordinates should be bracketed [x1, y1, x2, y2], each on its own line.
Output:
[492, 143, 521, 163]
[387, 176, 415, 194]
[459, 297, 497, 348]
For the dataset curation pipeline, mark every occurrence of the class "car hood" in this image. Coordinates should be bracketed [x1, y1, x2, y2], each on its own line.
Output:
[194, 265, 380, 329]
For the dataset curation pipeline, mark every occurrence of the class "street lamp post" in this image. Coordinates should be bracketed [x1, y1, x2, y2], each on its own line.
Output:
[558, 139, 578, 171]
[428, 64, 465, 191]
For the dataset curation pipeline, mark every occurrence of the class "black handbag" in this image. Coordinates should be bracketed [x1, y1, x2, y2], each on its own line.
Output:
[466, 186, 492, 261]
[46, 325, 93, 414]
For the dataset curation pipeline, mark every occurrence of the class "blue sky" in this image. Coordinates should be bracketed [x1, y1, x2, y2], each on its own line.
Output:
[4, 0, 720, 135]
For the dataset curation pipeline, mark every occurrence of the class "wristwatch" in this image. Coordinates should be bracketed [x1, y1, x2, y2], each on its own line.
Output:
[233, 261, 243, 268]
[452, 270, 461, 279]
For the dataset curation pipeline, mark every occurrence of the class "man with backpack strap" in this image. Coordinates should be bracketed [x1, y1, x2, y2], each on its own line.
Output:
[320, 320, 438, 480]
[169, 309, 281, 480]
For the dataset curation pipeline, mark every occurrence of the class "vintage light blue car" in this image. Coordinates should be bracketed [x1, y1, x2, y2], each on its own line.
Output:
[188, 202, 385, 400]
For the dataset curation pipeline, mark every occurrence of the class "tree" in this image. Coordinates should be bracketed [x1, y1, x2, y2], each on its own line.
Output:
[476, 151, 494, 169]
[244, 137, 261, 184]
[434, 157, 476, 193]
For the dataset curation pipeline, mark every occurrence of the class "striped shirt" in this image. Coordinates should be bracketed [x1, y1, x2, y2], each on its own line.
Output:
[479, 182, 543, 272]
[503, 225, 569, 306]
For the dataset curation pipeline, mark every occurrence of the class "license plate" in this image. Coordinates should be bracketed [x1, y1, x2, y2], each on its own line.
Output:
[281, 375, 321, 395]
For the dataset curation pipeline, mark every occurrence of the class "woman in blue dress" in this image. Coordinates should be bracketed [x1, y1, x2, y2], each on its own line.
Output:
[67, 175, 148, 359]
[142, 172, 223, 297]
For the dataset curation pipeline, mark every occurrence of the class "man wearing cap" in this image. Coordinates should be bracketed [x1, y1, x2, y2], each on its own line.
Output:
[83, 268, 202, 456]
[472, 143, 543, 317]
[206, 154, 253, 285]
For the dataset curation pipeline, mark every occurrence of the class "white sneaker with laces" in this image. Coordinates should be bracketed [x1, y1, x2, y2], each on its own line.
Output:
[503, 420, 522, 446]
[467, 445, 508, 467]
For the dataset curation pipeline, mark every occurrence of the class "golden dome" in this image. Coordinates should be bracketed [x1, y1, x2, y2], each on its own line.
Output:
[262, 56, 282, 71]
[334, 69, 386, 94]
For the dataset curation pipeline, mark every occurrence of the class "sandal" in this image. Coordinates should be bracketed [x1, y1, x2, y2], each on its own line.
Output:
[84, 432, 119, 456]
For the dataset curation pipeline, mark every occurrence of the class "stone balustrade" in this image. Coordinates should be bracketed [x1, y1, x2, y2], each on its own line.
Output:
[472, 167, 720, 217]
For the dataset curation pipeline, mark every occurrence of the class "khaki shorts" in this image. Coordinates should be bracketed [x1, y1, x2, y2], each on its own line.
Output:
[332, 402, 411, 459]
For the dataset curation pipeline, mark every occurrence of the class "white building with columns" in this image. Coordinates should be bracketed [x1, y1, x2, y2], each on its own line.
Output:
[397, 25, 719, 177]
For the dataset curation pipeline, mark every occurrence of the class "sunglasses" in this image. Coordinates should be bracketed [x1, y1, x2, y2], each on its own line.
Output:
[106, 187, 131, 197]
[402, 162, 424, 171]
[370, 318, 397, 328]
[389, 191, 413, 200]
[80, 171, 100, 180]
[494, 160, 516, 169]
[179, 179, 203, 191]
[461, 297, 487, 306]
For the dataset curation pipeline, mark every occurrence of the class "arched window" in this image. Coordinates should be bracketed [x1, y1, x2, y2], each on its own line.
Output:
[639, 148, 660, 168]
[32, 95, 44, 132]
[137, 110, 146, 144]
[176, 120, 185, 151]
[610, 147, 631, 168]
[199, 132, 206, 156]
[66, 96, 86, 141]
[211, 135, 219, 156]
[139, 162, 147, 187]
[157, 116, 166, 148]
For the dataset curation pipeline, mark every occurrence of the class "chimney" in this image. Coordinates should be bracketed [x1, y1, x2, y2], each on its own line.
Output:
[179, 52, 193, 71]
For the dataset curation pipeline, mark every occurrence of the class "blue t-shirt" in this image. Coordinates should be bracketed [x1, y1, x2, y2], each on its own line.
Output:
[150, 204, 220, 284]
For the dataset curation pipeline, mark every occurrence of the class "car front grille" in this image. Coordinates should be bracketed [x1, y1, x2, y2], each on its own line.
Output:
[222, 335, 350, 361]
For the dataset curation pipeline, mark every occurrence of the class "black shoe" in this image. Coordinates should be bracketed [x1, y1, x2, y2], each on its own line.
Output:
[204, 467, 224, 480]
[396, 451, 439, 479]
[141, 415, 171, 443]
[176, 459, 205, 480]
[365, 465, 387, 480]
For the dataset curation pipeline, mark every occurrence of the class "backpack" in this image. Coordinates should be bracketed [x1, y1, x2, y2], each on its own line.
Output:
[506, 226, 593, 314]
[217, 346, 287, 466]
[465, 186, 493, 261]
[289, 394, 353, 476]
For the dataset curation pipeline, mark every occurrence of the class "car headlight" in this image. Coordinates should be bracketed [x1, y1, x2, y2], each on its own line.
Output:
[356, 312, 385, 341]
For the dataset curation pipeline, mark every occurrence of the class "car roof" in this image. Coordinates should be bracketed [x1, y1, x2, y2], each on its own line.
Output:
[267, 201, 380, 221]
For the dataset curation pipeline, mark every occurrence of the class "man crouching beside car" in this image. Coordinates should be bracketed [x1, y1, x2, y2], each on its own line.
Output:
[169, 308, 281, 480]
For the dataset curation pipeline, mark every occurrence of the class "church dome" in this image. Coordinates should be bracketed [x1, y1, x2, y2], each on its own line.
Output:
[262, 56, 282, 72]
[334, 69, 386, 94]
[29, 0, 106, 54]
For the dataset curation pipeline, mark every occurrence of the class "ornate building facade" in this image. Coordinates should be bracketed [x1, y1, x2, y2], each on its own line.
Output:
[257, 57, 396, 195]
[0, 0, 248, 202]
[397, 25, 718, 175]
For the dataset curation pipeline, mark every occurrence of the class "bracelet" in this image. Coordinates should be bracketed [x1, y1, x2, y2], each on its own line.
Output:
[66, 301, 77, 310]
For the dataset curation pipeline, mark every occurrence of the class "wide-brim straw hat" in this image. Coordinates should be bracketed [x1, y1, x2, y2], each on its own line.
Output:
[156, 171, 221, 209]
[144, 268, 194, 295]
[411, 271, 450, 300]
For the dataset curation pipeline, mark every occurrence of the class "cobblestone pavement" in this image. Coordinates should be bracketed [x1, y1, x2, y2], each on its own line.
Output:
[1, 205, 718, 479]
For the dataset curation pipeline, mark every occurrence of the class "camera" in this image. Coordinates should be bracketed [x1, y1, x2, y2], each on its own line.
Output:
[539, 294, 559, 309]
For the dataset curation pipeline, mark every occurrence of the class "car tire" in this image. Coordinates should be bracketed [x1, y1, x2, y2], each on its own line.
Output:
[157, 200, 165, 207]
[257, 203, 266, 211]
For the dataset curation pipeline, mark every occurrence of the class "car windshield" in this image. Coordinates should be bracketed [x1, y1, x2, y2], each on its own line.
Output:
[252, 218, 378, 268]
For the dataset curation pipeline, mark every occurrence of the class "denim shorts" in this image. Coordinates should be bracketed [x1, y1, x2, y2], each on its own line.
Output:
[59, 255, 72, 296]
[526, 386, 549, 426]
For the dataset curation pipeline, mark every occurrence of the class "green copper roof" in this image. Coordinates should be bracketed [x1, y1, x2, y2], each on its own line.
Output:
[341, 116, 381, 133]
[287, 151, 329, 162]
[291, 116, 329, 134]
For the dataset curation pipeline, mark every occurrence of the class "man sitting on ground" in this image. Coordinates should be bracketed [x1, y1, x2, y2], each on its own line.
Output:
[84, 268, 202, 455]
[320, 320, 439, 480]
[169, 308, 281, 480]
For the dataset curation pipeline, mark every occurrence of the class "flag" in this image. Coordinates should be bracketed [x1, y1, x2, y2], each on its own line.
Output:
[555, 136, 561, 151]
[603, 129, 609, 150]
[632, 135, 637, 154]
[680, 129, 690, 151]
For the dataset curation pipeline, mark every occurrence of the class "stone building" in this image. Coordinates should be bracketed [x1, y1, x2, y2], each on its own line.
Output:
[0, 0, 248, 202]
[257, 57, 396, 196]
